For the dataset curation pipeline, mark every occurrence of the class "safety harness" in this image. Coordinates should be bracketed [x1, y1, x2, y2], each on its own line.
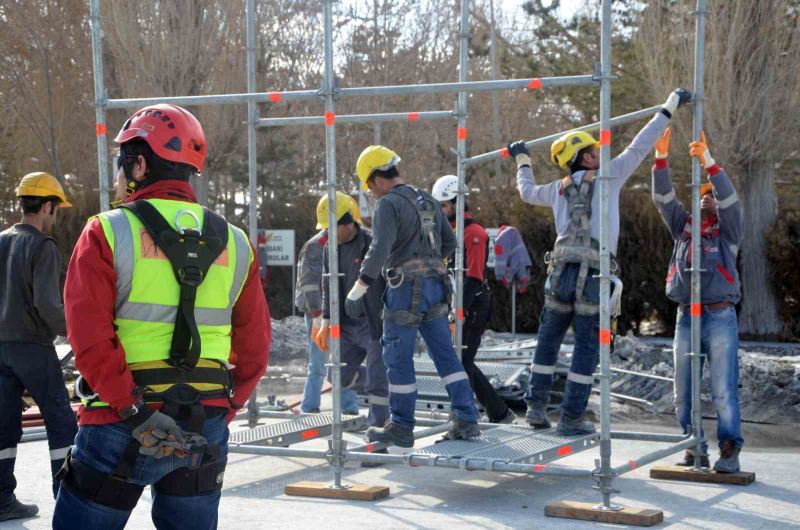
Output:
[60, 200, 233, 509]
[545, 170, 617, 315]
[383, 186, 451, 326]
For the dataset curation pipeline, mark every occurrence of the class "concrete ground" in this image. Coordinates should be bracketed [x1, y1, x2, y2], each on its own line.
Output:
[4, 418, 800, 530]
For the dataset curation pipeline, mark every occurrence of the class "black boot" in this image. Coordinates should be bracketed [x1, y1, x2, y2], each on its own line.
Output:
[556, 413, 596, 436]
[366, 421, 414, 448]
[525, 401, 552, 429]
[0, 497, 39, 522]
[441, 417, 481, 441]
[675, 449, 710, 468]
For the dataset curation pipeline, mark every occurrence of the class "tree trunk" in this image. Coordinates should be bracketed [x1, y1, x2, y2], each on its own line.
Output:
[737, 159, 783, 338]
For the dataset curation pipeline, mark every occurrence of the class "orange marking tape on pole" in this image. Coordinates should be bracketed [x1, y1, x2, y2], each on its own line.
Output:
[533, 464, 547, 472]
[96, 123, 107, 137]
[301, 429, 321, 440]
[628, 459, 638, 470]
[366, 443, 376, 452]
[458, 308, 464, 321]
[500, 148, 510, 158]
[268, 92, 282, 102]
[599, 329, 612, 346]
[330, 325, 341, 339]
[324, 112, 335, 126]
[407, 112, 420, 121]
[691, 303, 701, 317]
[527, 78, 543, 90]
[599, 130, 612, 145]
[457, 127, 467, 140]
[557, 445, 573, 457]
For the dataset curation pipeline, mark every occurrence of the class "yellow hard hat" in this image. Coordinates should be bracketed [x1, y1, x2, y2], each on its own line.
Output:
[355, 145, 400, 190]
[550, 131, 599, 169]
[16, 172, 72, 208]
[316, 192, 361, 229]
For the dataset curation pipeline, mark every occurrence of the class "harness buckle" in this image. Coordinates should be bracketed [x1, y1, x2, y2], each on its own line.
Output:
[178, 266, 204, 286]
[385, 267, 404, 289]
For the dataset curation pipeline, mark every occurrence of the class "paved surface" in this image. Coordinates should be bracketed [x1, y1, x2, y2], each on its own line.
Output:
[5, 419, 800, 530]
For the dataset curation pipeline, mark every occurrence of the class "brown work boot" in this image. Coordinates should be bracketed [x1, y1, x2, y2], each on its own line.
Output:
[713, 440, 741, 473]
[676, 449, 710, 468]
[366, 421, 414, 448]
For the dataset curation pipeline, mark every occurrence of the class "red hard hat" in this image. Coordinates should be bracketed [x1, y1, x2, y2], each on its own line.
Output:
[114, 104, 207, 172]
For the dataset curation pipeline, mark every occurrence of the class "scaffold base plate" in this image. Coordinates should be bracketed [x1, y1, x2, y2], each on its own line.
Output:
[545, 500, 663, 527]
[411, 425, 599, 465]
[650, 465, 756, 485]
[229, 414, 365, 447]
[285, 481, 390, 501]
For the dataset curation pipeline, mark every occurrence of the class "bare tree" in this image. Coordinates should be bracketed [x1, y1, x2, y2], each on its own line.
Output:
[636, 0, 800, 337]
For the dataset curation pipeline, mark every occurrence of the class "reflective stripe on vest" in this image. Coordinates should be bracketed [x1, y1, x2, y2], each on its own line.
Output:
[97, 200, 251, 365]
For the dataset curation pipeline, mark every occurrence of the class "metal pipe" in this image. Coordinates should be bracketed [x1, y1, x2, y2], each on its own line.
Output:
[610, 367, 673, 383]
[488, 0, 503, 184]
[612, 437, 700, 476]
[105, 90, 320, 109]
[597, 0, 615, 510]
[88, 0, 110, 212]
[592, 388, 653, 406]
[228, 445, 329, 459]
[453, 0, 470, 360]
[321, 0, 344, 489]
[245, 0, 260, 430]
[257, 110, 454, 128]
[463, 105, 662, 168]
[511, 281, 517, 340]
[611, 431, 691, 443]
[20, 432, 48, 443]
[690, 0, 708, 471]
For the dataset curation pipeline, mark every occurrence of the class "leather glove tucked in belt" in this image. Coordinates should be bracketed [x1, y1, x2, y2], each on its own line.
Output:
[344, 281, 368, 319]
[129, 410, 191, 459]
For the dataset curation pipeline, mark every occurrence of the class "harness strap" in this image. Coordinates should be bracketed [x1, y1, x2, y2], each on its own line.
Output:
[120, 200, 229, 370]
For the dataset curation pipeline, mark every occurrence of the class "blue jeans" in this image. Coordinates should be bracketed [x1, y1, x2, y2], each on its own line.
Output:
[527, 263, 600, 420]
[52, 414, 228, 530]
[382, 277, 479, 429]
[300, 314, 358, 413]
[674, 305, 743, 450]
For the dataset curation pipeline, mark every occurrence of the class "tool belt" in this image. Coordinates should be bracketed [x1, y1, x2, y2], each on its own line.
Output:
[383, 257, 450, 326]
[544, 239, 619, 316]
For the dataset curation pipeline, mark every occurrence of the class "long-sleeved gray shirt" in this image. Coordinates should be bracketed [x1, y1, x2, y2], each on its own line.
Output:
[0, 224, 67, 344]
[652, 161, 743, 305]
[294, 230, 326, 316]
[517, 112, 670, 255]
[359, 184, 457, 283]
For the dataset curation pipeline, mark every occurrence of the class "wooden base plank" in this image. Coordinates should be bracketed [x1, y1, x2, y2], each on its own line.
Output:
[650, 465, 755, 485]
[284, 481, 389, 501]
[545, 501, 663, 527]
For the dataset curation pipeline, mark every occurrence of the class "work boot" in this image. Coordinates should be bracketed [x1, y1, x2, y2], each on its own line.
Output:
[0, 497, 39, 522]
[675, 449, 710, 468]
[713, 440, 741, 474]
[366, 421, 414, 448]
[556, 414, 596, 436]
[360, 448, 387, 468]
[342, 409, 361, 416]
[442, 417, 481, 441]
[494, 409, 517, 425]
[525, 402, 552, 429]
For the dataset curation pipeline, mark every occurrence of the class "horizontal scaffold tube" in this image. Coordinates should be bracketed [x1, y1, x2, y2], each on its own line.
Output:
[105, 89, 320, 109]
[610, 431, 691, 443]
[258, 110, 454, 128]
[612, 437, 699, 476]
[463, 104, 662, 167]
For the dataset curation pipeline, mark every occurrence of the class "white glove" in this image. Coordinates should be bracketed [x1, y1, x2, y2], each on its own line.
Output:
[662, 88, 692, 115]
[346, 281, 368, 302]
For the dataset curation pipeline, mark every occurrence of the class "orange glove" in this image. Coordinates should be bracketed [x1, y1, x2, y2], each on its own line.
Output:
[689, 131, 715, 169]
[310, 316, 322, 342]
[654, 127, 670, 159]
[314, 319, 330, 352]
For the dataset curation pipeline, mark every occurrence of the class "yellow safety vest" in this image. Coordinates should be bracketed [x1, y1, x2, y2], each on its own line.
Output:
[84, 199, 251, 407]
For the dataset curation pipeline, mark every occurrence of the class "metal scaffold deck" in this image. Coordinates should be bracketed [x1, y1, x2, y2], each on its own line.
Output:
[229, 414, 365, 448]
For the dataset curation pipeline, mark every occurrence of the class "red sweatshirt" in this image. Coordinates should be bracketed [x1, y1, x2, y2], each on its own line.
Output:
[65, 181, 270, 425]
[462, 213, 488, 281]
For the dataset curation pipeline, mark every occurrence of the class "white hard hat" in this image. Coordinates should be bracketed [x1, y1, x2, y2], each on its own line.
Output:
[432, 175, 459, 202]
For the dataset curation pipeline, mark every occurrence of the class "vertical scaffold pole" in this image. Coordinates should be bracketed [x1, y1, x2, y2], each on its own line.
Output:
[454, 0, 470, 360]
[596, 0, 618, 511]
[690, 0, 708, 469]
[489, 0, 503, 185]
[88, 0, 110, 212]
[245, 0, 260, 428]
[322, 0, 345, 488]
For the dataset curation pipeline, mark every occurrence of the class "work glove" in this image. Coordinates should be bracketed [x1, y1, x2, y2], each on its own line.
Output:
[344, 281, 368, 319]
[689, 131, 716, 169]
[314, 319, 330, 352]
[662, 88, 692, 116]
[654, 127, 671, 159]
[507, 141, 531, 167]
[130, 410, 189, 459]
[311, 315, 323, 342]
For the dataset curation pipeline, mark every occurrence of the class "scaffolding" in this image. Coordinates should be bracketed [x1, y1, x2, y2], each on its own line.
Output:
[88, 0, 710, 520]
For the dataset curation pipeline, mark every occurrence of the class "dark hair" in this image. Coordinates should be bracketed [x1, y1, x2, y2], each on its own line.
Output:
[448, 197, 470, 212]
[19, 196, 58, 215]
[120, 139, 194, 182]
[569, 145, 594, 174]
[367, 166, 399, 186]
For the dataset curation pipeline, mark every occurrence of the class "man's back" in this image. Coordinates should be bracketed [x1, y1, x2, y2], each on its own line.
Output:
[0, 224, 65, 344]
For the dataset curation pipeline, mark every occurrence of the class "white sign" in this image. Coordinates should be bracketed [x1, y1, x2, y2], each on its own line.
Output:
[486, 227, 499, 269]
[257, 229, 295, 266]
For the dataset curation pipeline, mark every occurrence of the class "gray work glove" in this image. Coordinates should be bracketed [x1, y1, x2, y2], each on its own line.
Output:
[345, 281, 368, 319]
[131, 410, 189, 459]
[507, 141, 531, 167]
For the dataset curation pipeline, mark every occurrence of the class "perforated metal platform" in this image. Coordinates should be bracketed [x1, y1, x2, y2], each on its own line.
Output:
[414, 359, 526, 385]
[229, 414, 365, 447]
[412, 425, 599, 465]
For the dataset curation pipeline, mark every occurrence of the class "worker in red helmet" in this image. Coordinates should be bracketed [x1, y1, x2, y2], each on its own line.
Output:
[52, 104, 270, 529]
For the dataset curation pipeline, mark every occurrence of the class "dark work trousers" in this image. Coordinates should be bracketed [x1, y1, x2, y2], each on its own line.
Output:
[0, 341, 77, 502]
[462, 292, 510, 422]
